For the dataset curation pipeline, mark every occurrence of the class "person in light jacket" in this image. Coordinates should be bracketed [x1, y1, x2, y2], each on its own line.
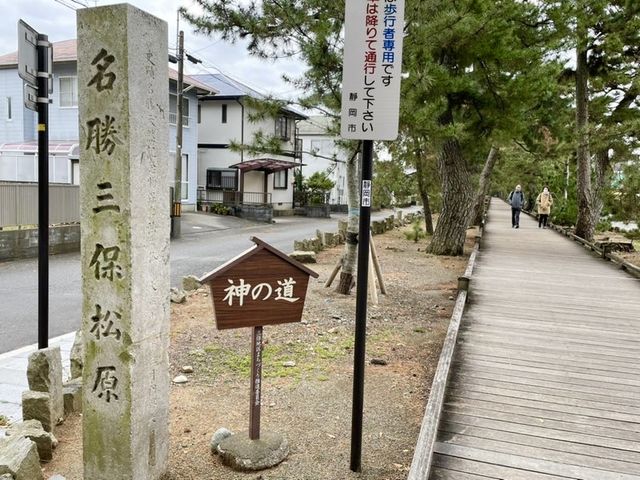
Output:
[507, 184, 525, 228]
[536, 186, 553, 228]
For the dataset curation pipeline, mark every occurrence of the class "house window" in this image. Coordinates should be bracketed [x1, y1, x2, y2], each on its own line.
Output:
[197, 104, 202, 124]
[222, 104, 227, 124]
[6, 97, 11, 120]
[169, 153, 189, 199]
[273, 170, 288, 189]
[59, 77, 78, 107]
[207, 169, 238, 190]
[169, 93, 190, 127]
[275, 116, 289, 140]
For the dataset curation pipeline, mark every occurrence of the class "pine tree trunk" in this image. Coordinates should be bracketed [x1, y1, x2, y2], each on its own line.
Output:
[591, 149, 611, 229]
[574, 19, 595, 241]
[427, 136, 473, 256]
[335, 145, 361, 294]
[471, 146, 499, 226]
[415, 149, 434, 235]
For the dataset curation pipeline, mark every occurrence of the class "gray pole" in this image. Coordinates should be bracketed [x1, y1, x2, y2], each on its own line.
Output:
[172, 30, 184, 238]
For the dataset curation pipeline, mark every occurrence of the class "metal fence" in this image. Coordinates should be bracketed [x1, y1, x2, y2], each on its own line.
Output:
[0, 182, 80, 228]
[197, 189, 272, 206]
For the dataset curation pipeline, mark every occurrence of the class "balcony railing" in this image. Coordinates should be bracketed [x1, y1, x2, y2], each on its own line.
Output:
[198, 189, 272, 206]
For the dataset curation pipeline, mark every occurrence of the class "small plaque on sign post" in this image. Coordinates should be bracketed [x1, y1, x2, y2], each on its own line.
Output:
[200, 237, 318, 446]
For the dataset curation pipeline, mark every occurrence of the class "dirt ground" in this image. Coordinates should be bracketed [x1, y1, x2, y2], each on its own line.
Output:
[43, 223, 473, 480]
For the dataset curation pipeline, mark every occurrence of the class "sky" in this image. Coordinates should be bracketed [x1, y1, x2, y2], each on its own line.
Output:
[0, 0, 307, 100]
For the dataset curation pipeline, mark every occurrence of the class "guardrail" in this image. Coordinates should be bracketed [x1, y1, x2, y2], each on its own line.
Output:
[407, 198, 488, 479]
[520, 205, 640, 280]
[546, 223, 640, 279]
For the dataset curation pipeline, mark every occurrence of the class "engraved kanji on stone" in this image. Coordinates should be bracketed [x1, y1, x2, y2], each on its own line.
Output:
[86, 115, 122, 155]
[88, 48, 116, 92]
[90, 304, 122, 340]
[92, 366, 119, 402]
[93, 182, 120, 213]
[89, 244, 123, 281]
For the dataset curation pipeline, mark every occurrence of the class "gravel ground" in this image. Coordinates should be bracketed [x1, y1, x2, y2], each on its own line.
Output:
[43, 223, 473, 480]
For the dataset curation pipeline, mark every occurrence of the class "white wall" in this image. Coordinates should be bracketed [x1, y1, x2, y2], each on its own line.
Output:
[197, 98, 297, 207]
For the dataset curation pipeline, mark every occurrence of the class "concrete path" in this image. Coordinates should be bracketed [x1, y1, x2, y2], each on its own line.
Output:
[431, 201, 640, 479]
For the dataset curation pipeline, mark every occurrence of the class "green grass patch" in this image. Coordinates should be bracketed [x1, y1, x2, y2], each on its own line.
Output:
[0, 414, 9, 426]
[189, 336, 354, 382]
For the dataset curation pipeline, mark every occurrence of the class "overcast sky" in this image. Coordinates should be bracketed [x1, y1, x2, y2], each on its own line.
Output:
[1, 0, 306, 99]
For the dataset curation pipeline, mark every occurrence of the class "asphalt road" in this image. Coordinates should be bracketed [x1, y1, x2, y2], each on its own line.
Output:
[0, 208, 414, 354]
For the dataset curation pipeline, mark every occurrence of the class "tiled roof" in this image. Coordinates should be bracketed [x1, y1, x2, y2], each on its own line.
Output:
[0, 39, 77, 66]
[191, 73, 266, 99]
[193, 73, 307, 119]
[0, 39, 216, 94]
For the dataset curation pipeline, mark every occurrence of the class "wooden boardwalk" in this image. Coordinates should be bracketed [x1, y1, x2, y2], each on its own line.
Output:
[430, 200, 640, 479]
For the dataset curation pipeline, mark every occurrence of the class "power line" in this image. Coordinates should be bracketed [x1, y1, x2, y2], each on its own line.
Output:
[53, 0, 78, 10]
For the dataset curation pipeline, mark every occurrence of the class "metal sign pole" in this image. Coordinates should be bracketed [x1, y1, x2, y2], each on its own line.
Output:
[350, 139, 373, 472]
[249, 325, 263, 440]
[37, 33, 50, 350]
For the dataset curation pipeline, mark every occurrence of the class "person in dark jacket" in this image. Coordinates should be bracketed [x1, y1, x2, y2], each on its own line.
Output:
[507, 184, 525, 228]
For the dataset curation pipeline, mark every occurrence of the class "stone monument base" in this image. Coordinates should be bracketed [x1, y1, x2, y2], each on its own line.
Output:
[217, 431, 289, 471]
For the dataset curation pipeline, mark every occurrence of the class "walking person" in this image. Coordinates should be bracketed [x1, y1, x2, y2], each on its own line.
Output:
[536, 187, 553, 228]
[507, 184, 525, 228]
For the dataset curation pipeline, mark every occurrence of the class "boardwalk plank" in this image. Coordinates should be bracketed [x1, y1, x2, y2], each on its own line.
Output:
[433, 442, 640, 480]
[442, 403, 640, 443]
[432, 454, 574, 480]
[427, 201, 640, 479]
[443, 412, 640, 452]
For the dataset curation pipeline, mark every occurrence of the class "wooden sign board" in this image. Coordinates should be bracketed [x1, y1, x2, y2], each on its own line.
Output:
[199, 237, 319, 330]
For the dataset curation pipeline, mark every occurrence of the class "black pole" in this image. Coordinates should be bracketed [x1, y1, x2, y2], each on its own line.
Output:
[350, 139, 373, 472]
[37, 34, 49, 350]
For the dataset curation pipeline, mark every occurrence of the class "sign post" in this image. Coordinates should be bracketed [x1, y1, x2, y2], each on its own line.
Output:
[249, 325, 263, 440]
[340, 0, 405, 472]
[200, 237, 318, 469]
[19, 20, 52, 350]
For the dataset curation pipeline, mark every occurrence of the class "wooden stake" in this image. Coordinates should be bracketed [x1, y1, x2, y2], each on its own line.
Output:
[369, 232, 387, 294]
[368, 250, 378, 305]
[325, 258, 343, 288]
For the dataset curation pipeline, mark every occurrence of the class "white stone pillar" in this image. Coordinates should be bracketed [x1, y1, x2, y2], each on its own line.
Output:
[77, 5, 170, 479]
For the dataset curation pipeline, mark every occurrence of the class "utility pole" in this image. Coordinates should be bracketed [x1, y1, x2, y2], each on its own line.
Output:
[172, 30, 184, 238]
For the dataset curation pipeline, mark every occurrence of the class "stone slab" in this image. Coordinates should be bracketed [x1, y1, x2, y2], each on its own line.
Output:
[21, 392, 53, 433]
[6, 420, 57, 463]
[78, 4, 170, 479]
[27, 348, 64, 425]
[217, 431, 289, 471]
[0, 435, 43, 480]
[62, 379, 82, 416]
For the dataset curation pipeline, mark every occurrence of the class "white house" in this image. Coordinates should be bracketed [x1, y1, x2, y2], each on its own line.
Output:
[297, 115, 348, 208]
[0, 39, 216, 211]
[193, 73, 306, 214]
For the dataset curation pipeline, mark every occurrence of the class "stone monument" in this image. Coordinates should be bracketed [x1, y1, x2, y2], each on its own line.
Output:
[77, 4, 170, 479]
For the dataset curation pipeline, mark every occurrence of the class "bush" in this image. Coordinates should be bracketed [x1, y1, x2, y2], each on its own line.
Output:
[210, 203, 230, 215]
[404, 220, 426, 243]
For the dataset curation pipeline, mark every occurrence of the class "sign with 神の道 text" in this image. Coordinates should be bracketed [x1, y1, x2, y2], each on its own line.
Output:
[200, 237, 318, 330]
[200, 237, 317, 440]
[340, 0, 406, 141]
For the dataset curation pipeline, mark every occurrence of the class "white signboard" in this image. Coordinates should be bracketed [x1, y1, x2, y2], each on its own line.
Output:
[340, 0, 405, 141]
[18, 20, 39, 87]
